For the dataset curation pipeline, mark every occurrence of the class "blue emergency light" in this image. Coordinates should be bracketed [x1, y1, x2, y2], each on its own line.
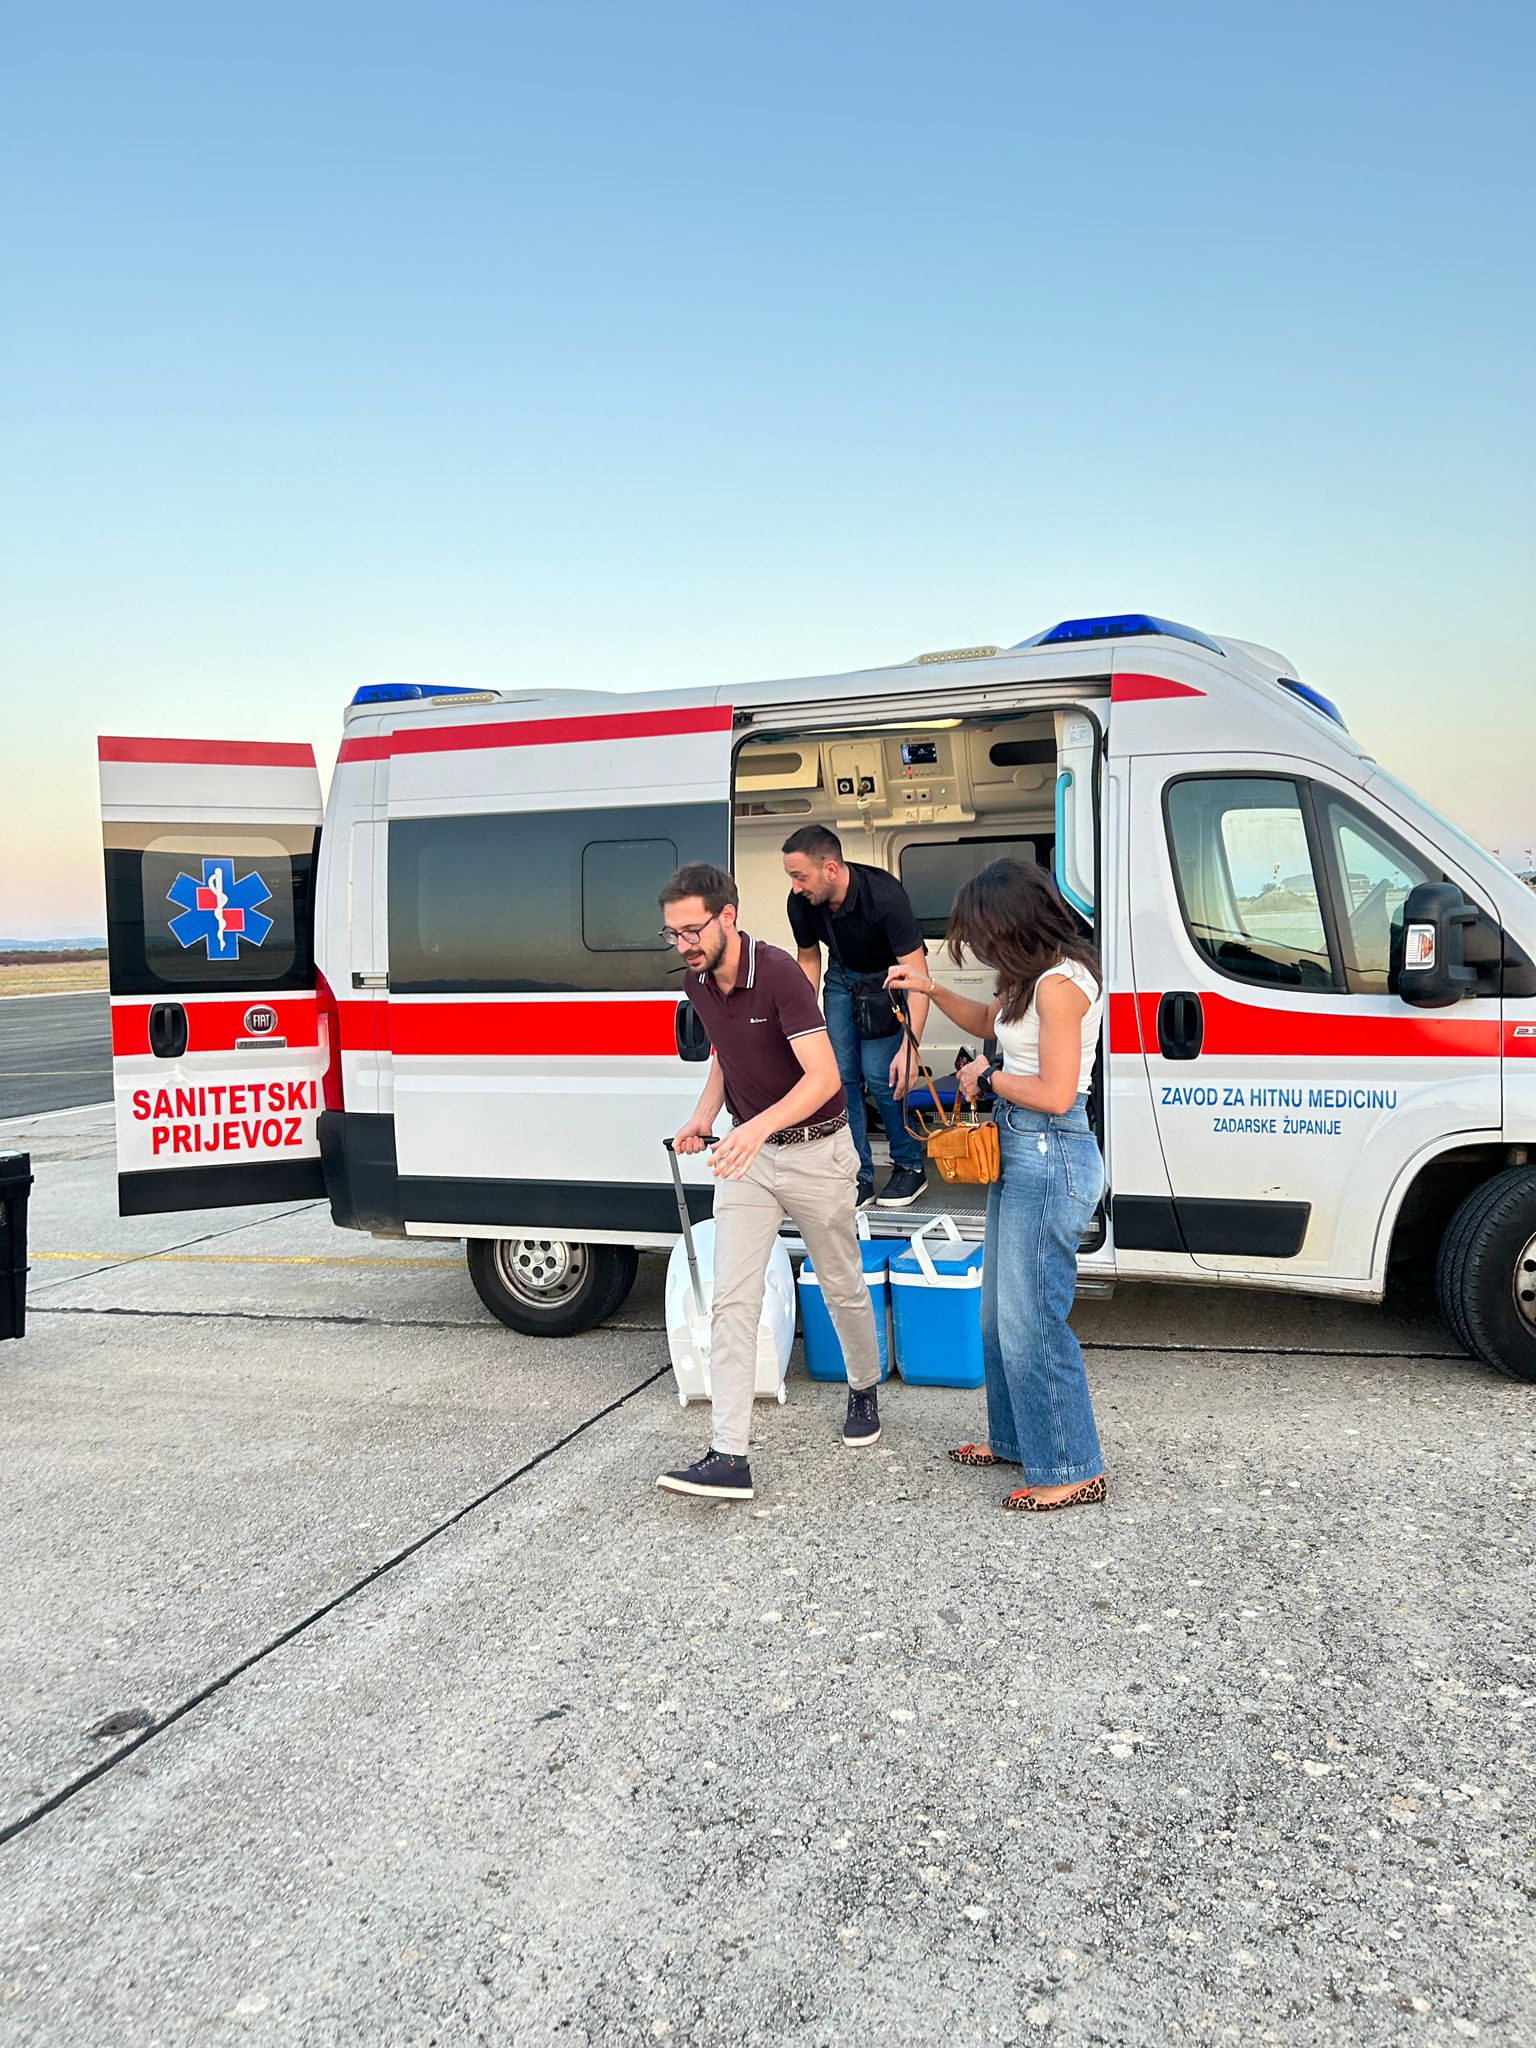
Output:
[1015, 613, 1227, 655]
[1278, 678, 1346, 727]
[348, 683, 486, 705]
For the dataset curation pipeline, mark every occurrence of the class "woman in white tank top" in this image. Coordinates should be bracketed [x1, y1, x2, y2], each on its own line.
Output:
[886, 860, 1108, 1511]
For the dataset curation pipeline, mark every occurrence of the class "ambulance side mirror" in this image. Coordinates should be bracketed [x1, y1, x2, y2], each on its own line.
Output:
[1398, 882, 1479, 1008]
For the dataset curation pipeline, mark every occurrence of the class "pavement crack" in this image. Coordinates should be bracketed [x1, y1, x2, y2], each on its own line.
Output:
[0, 1361, 670, 1855]
[29, 1304, 494, 1332]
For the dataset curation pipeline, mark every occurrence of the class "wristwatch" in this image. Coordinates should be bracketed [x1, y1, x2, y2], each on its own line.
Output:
[973, 1061, 1001, 1101]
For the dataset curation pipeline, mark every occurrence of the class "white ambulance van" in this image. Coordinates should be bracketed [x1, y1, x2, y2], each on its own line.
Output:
[98, 612, 1536, 1380]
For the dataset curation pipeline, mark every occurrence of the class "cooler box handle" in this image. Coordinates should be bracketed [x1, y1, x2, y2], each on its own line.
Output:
[907, 1212, 963, 1284]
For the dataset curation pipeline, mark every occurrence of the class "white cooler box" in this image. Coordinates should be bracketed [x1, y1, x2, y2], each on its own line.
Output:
[662, 1140, 794, 1408]
[663, 1219, 794, 1408]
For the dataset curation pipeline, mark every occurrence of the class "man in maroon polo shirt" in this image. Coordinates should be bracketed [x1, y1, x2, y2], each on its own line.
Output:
[656, 862, 882, 1502]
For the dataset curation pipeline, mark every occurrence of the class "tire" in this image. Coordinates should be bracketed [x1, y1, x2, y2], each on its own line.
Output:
[1433, 1167, 1536, 1383]
[466, 1237, 639, 1338]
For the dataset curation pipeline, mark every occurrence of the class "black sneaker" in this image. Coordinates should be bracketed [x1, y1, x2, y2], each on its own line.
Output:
[855, 1174, 877, 1210]
[843, 1386, 881, 1446]
[876, 1165, 927, 1209]
[656, 1449, 755, 1501]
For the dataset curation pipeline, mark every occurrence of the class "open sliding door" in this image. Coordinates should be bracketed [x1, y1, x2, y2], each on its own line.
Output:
[367, 701, 733, 1241]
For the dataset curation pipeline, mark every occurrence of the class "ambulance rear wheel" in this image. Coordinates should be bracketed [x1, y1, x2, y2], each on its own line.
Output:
[1434, 1167, 1536, 1383]
[467, 1237, 638, 1337]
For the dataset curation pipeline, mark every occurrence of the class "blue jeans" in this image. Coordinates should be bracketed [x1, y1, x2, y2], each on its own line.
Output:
[823, 968, 925, 1179]
[981, 1095, 1105, 1486]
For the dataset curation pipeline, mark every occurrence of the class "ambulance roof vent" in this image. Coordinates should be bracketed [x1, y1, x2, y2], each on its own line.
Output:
[349, 683, 496, 706]
[1015, 613, 1226, 656]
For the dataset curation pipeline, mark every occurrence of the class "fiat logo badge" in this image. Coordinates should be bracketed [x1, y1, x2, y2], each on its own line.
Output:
[243, 1004, 278, 1035]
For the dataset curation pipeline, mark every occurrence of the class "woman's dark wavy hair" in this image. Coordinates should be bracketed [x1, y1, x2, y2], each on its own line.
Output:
[945, 859, 1100, 1026]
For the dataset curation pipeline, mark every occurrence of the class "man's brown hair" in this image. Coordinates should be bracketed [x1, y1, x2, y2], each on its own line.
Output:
[659, 862, 739, 915]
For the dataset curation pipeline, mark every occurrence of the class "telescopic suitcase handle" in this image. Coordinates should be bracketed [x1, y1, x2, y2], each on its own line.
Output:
[663, 1135, 719, 1320]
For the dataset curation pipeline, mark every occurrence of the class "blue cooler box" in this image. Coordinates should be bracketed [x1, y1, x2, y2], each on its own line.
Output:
[890, 1222, 985, 1387]
[798, 1241, 892, 1383]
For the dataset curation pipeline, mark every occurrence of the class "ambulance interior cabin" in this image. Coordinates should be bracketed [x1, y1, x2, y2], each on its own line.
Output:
[731, 708, 1098, 1195]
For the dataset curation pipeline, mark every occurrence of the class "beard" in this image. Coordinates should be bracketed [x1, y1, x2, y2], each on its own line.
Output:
[685, 927, 730, 976]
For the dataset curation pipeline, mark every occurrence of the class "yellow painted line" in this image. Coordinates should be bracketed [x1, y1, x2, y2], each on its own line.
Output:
[33, 1251, 462, 1268]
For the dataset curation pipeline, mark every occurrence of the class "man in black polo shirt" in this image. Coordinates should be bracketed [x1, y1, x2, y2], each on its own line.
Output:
[656, 862, 882, 1504]
[783, 825, 931, 1209]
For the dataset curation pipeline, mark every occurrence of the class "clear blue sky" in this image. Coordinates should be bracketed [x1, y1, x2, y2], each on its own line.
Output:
[3, 0, 1533, 935]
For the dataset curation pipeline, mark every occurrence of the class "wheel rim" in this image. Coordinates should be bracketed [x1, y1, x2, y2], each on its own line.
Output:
[1515, 1230, 1536, 1333]
[491, 1238, 590, 1309]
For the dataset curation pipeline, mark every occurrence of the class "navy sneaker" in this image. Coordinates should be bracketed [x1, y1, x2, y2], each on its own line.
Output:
[843, 1386, 881, 1446]
[855, 1174, 877, 1210]
[877, 1165, 927, 1209]
[656, 1449, 755, 1501]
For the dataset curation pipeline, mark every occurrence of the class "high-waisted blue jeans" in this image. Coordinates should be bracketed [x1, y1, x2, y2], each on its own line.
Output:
[981, 1094, 1105, 1486]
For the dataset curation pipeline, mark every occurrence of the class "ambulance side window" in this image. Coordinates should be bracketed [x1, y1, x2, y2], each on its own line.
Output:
[898, 836, 1050, 942]
[1315, 792, 1438, 997]
[389, 805, 726, 993]
[1165, 777, 1340, 991]
[582, 839, 676, 952]
[102, 826, 314, 997]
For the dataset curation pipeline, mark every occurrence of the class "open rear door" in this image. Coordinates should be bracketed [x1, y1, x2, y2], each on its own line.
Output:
[98, 736, 330, 1216]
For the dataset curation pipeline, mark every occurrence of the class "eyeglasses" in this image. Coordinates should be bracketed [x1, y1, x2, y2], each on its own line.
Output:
[659, 912, 722, 947]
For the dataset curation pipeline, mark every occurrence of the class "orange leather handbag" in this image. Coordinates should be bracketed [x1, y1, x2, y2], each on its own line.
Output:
[898, 1012, 1001, 1186]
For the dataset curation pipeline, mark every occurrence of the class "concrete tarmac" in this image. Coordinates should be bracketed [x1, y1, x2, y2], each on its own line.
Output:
[0, 991, 112, 1118]
[0, 1106, 1531, 2047]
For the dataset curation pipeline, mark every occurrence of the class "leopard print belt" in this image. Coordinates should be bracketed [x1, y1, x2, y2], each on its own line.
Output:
[761, 1111, 850, 1149]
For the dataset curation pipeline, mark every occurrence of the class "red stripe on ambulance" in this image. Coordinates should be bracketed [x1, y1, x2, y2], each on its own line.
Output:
[1107, 992, 1144, 1054]
[1110, 673, 1206, 704]
[97, 736, 317, 768]
[110, 997, 320, 1058]
[1108, 989, 1501, 1060]
[337, 703, 733, 764]
[380, 999, 679, 1059]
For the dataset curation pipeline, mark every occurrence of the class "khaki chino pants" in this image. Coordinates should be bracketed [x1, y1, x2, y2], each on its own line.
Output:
[709, 1125, 881, 1457]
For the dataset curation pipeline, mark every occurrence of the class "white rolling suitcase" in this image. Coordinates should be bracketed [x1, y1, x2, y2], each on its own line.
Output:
[662, 1139, 793, 1409]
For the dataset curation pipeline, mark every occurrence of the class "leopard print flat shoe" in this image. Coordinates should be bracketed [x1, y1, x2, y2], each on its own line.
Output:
[948, 1442, 1003, 1467]
[1003, 1475, 1108, 1513]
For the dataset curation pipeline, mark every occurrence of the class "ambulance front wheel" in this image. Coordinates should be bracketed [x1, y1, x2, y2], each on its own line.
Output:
[1435, 1167, 1536, 1384]
[467, 1237, 639, 1338]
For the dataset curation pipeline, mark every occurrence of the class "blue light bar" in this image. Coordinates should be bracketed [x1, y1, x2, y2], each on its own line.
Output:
[351, 684, 424, 704]
[349, 683, 485, 706]
[1278, 678, 1346, 728]
[1016, 613, 1226, 656]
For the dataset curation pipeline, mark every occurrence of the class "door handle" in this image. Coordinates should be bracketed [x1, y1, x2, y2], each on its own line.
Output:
[1156, 990, 1204, 1061]
[674, 1000, 711, 1064]
[148, 1003, 189, 1060]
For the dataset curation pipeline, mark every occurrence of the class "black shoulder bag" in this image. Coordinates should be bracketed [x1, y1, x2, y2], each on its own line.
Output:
[823, 909, 901, 1041]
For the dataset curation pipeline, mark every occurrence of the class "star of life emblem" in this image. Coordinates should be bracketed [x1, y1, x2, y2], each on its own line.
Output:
[166, 859, 275, 962]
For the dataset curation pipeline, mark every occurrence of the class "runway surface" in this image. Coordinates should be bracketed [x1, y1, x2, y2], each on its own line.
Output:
[0, 993, 112, 1119]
